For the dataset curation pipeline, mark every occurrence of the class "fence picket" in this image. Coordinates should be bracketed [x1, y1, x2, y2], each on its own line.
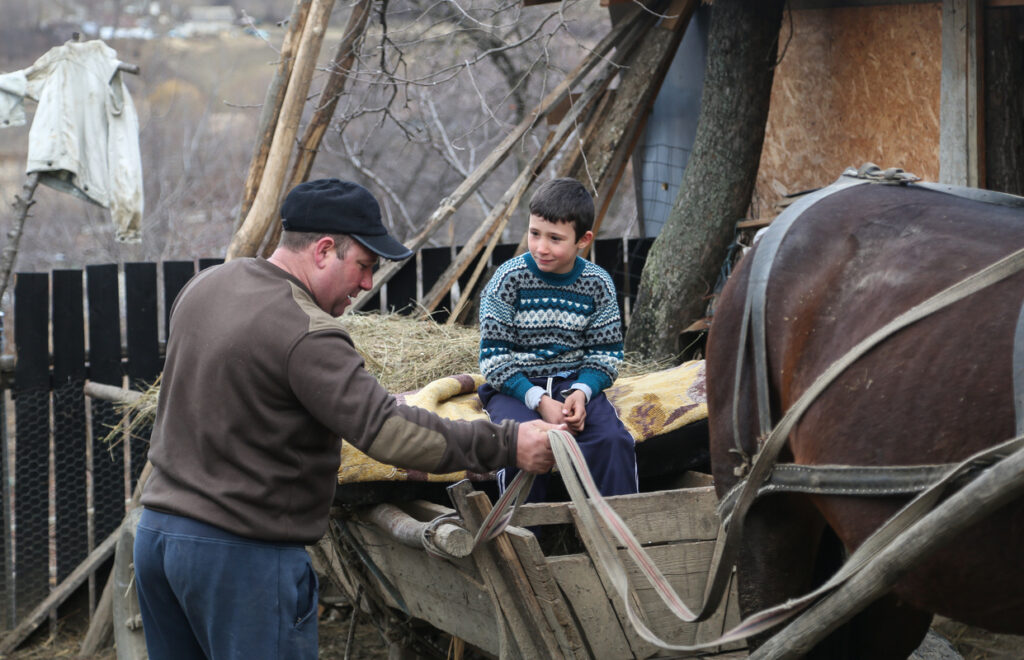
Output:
[86, 264, 126, 546]
[124, 263, 159, 494]
[11, 273, 50, 622]
[52, 270, 88, 582]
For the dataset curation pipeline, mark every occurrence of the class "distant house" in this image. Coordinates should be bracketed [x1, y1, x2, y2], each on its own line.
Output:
[170, 5, 237, 38]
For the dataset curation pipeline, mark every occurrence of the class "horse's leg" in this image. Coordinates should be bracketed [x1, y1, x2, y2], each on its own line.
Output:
[737, 495, 825, 651]
[806, 528, 933, 659]
[741, 506, 932, 659]
[833, 593, 932, 659]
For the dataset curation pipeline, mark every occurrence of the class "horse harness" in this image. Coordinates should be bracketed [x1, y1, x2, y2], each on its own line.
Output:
[718, 164, 1024, 521]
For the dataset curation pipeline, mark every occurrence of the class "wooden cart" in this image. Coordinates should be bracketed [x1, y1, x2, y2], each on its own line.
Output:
[317, 466, 746, 659]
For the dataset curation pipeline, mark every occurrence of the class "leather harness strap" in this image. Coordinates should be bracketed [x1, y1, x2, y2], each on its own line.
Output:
[1015, 302, 1024, 436]
[733, 175, 870, 452]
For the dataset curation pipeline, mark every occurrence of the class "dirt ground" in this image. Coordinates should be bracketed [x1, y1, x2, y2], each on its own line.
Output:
[931, 618, 1024, 660]
[4, 601, 391, 659]
[5, 601, 1022, 659]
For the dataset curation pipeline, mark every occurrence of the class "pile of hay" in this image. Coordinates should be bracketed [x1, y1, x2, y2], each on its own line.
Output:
[341, 313, 482, 393]
[109, 313, 671, 437]
[341, 312, 671, 391]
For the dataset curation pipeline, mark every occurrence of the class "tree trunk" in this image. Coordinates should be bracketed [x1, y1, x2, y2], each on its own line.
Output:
[625, 0, 785, 362]
[984, 6, 1024, 196]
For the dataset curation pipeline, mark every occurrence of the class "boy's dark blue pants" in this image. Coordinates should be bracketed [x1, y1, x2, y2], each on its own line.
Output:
[479, 376, 638, 501]
[133, 508, 319, 660]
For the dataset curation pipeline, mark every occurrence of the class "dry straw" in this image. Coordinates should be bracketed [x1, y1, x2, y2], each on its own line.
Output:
[106, 312, 671, 443]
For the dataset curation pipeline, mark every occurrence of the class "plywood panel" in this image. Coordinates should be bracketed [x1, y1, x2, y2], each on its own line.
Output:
[757, 4, 943, 211]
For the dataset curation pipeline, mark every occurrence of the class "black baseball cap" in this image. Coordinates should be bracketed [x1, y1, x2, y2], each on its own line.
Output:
[280, 179, 413, 260]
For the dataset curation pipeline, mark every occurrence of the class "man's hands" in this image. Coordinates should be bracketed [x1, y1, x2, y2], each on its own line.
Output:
[537, 390, 587, 433]
[515, 419, 564, 474]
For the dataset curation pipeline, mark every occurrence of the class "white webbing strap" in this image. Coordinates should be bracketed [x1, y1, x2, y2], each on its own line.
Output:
[547, 428, 1024, 652]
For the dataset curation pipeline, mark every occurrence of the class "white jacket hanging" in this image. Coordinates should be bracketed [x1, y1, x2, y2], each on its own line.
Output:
[1, 40, 145, 243]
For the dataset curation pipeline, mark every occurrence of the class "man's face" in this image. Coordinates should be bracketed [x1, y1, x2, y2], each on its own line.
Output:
[527, 214, 589, 274]
[317, 239, 378, 316]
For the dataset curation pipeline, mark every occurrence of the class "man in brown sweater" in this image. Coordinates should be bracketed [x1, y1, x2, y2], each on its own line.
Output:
[134, 179, 560, 660]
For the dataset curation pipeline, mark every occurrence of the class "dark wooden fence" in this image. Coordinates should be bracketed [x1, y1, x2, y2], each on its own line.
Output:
[0, 237, 652, 630]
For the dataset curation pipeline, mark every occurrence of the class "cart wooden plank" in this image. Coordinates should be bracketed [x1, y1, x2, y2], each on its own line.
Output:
[350, 522, 498, 651]
[549, 554, 634, 659]
[506, 526, 589, 658]
[512, 486, 720, 544]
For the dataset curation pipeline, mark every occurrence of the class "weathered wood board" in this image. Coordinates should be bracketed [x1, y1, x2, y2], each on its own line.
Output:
[348, 522, 498, 651]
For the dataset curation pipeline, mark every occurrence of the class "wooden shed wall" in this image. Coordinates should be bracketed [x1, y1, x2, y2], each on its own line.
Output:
[755, 3, 943, 212]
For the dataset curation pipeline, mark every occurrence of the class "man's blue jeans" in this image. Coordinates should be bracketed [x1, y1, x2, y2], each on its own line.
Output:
[133, 508, 319, 660]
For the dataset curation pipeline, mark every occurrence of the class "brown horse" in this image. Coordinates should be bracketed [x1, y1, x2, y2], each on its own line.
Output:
[706, 180, 1024, 658]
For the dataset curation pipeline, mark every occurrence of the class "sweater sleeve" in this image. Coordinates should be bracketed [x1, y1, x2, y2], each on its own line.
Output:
[478, 267, 534, 403]
[574, 268, 624, 396]
[289, 329, 519, 474]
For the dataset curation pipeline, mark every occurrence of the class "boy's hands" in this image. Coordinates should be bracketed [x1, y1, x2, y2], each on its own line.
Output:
[515, 420, 563, 473]
[537, 391, 587, 433]
[561, 390, 587, 432]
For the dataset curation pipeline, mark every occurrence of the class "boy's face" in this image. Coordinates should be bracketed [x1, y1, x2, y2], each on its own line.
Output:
[527, 214, 594, 275]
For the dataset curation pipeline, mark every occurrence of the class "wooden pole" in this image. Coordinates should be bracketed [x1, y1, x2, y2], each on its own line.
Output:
[261, 0, 375, 257]
[234, 0, 315, 233]
[77, 383, 151, 657]
[447, 481, 555, 658]
[345, 7, 651, 313]
[363, 503, 474, 557]
[0, 173, 40, 309]
[751, 446, 1024, 659]
[226, 0, 336, 260]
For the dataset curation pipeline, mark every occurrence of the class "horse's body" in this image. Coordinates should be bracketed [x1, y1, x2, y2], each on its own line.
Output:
[706, 181, 1024, 658]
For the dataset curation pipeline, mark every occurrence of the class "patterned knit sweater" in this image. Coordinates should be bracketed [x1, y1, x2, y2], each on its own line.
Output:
[479, 253, 624, 404]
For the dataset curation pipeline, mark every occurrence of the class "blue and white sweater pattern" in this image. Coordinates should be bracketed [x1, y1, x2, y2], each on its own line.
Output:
[479, 253, 624, 404]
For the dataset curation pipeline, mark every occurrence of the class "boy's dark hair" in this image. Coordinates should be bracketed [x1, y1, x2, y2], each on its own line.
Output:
[529, 178, 595, 240]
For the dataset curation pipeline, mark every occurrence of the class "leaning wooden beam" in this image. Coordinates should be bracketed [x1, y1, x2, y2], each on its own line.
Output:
[77, 572, 115, 657]
[0, 530, 118, 654]
[0, 173, 40, 310]
[438, 131, 563, 325]
[447, 481, 554, 658]
[234, 0, 315, 233]
[419, 21, 640, 320]
[83, 381, 143, 405]
[438, 0, 694, 318]
[76, 460, 152, 656]
[363, 503, 474, 557]
[514, 0, 696, 260]
[261, 0, 375, 257]
[287, 0, 372, 191]
[346, 6, 652, 313]
[584, 0, 696, 241]
[227, 0, 336, 260]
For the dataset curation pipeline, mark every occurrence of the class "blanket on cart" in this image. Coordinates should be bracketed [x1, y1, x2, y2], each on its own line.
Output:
[338, 360, 707, 484]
